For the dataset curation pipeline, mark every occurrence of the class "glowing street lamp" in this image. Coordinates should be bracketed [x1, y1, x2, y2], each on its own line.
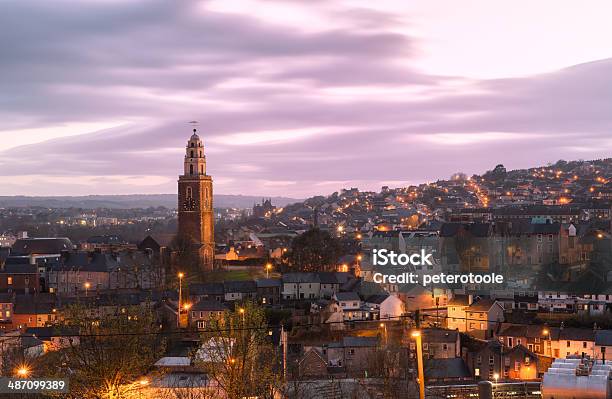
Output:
[411, 330, 425, 399]
[493, 372, 499, 385]
[239, 307, 245, 323]
[543, 328, 552, 355]
[15, 366, 30, 378]
[379, 323, 387, 345]
[177, 272, 185, 328]
[84, 282, 91, 297]
[265, 263, 272, 279]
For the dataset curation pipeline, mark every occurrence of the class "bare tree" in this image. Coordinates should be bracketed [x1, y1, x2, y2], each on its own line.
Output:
[38, 303, 165, 399]
[195, 301, 282, 399]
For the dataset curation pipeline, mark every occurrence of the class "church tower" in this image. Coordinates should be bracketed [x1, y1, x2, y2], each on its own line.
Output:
[177, 129, 214, 271]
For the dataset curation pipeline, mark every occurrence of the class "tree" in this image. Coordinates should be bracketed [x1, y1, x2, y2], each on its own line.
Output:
[195, 301, 282, 399]
[284, 228, 343, 272]
[171, 234, 204, 280]
[450, 172, 467, 181]
[483, 164, 507, 182]
[38, 304, 165, 399]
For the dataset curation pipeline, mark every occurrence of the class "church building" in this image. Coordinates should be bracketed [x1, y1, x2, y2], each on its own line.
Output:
[177, 129, 214, 271]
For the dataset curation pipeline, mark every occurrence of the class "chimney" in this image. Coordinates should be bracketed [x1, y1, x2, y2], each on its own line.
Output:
[468, 294, 474, 305]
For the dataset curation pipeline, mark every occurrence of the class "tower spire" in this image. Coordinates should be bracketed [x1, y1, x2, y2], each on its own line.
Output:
[178, 125, 215, 271]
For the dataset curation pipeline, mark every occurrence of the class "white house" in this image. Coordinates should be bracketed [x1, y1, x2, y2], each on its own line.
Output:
[282, 273, 321, 300]
[364, 294, 404, 319]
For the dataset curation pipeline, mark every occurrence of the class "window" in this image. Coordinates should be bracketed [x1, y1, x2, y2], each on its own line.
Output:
[514, 361, 520, 372]
[489, 355, 494, 365]
[477, 355, 482, 364]
[189, 164, 194, 175]
[583, 342, 587, 349]
[475, 368, 480, 376]
[567, 341, 571, 348]
[525, 357, 530, 365]
[349, 349, 355, 355]
[7, 277, 12, 285]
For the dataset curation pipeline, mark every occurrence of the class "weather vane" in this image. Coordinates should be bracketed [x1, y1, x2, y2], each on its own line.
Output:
[189, 120, 199, 133]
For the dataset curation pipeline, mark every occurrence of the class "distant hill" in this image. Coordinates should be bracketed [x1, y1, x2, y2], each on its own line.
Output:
[0, 194, 301, 209]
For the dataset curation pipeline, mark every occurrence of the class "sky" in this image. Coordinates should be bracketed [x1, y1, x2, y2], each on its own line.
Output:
[1, 0, 612, 198]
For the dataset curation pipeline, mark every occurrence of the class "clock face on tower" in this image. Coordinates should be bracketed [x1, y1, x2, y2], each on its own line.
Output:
[183, 197, 197, 211]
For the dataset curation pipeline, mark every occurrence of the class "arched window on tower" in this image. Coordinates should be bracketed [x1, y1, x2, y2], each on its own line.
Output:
[186, 186, 193, 199]
[191, 142, 195, 148]
[190, 150, 194, 158]
[199, 151, 202, 157]
[189, 164, 194, 175]
[200, 165, 203, 174]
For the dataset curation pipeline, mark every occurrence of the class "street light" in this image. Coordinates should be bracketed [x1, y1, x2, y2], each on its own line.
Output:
[543, 328, 551, 356]
[139, 378, 149, 386]
[239, 307, 245, 324]
[411, 330, 425, 399]
[177, 272, 185, 328]
[493, 372, 499, 386]
[84, 282, 91, 297]
[379, 323, 387, 346]
[265, 263, 272, 279]
[15, 366, 30, 378]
